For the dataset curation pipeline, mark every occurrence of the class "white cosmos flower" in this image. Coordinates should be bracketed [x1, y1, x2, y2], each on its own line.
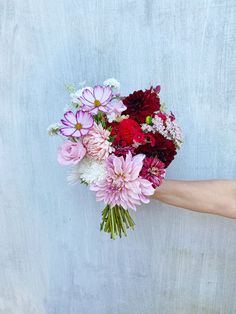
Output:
[67, 158, 106, 185]
[103, 78, 120, 90]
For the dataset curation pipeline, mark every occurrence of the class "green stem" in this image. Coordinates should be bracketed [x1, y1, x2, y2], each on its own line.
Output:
[117, 206, 127, 237]
[104, 209, 111, 232]
[125, 210, 135, 229]
[110, 207, 115, 240]
[120, 208, 129, 229]
[100, 205, 135, 239]
[100, 205, 109, 231]
[114, 206, 121, 238]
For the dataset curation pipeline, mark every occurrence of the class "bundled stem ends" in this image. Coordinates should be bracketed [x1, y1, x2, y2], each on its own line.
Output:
[100, 205, 135, 239]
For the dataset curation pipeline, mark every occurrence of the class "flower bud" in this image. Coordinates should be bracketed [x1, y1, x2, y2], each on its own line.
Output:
[145, 116, 152, 125]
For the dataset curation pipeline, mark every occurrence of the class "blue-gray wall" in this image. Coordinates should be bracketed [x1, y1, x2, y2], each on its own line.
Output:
[1, 1, 236, 313]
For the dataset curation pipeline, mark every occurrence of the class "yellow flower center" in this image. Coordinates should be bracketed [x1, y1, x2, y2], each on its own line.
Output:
[75, 122, 82, 130]
[94, 99, 101, 107]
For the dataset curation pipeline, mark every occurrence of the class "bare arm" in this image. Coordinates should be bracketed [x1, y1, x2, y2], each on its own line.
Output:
[151, 180, 236, 219]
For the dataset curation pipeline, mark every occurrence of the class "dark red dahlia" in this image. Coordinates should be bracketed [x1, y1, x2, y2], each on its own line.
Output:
[140, 157, 166, 188]
[110, 118, 145, 147]
[113, 146, 135, 157]
[123, 87, 161, 123]
[136, 133, 177, 168]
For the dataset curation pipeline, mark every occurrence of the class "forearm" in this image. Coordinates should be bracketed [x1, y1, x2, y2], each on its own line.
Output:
[151, 180, 236, 219]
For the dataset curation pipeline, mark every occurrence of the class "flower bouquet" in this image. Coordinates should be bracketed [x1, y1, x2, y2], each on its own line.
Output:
[48, 78, 183, 239]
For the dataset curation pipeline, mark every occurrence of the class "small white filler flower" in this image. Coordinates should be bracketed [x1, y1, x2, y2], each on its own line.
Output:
[103, 78, 120, 90]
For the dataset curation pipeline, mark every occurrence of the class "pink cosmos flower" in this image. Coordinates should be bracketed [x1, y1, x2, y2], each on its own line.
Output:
[90, 152, 155, 210]
[57, 141, 86, 165]
[140, 157, 166, 188]
[82, 122, 114, 160]
[60, 110, 94, 137]
[79, 85, 112, 114]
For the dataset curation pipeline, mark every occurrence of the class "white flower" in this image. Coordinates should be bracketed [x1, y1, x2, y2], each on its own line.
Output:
[141, 123, 154, 133]
[152, 116, 168, 137]
[67, 158, 106, 185]
[141, 114, 183, 149]
[47, 123, 60, 136]
[103, 78, 120, 90]
[166, 119, 183, 148]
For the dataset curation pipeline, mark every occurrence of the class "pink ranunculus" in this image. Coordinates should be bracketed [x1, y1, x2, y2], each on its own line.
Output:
[90, 152, 155, 210]
[57, 141, 86, 165]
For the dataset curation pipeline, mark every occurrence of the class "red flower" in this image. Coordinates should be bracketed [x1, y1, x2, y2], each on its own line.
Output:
[156, 112, 167, 122]
[111, 118, 145, 147]
[140, 157, 166, 188]
[169, 111, 175, 121]
[123, 88, 161, 123]
[136, 133, 177, 168]
[113, 146, 135, 157]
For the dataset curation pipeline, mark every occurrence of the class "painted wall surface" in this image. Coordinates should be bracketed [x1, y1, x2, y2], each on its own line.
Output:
[1, 0, 236, 313]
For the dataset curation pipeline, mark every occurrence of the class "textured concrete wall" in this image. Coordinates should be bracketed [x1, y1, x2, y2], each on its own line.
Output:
[1, 0, 236, 313]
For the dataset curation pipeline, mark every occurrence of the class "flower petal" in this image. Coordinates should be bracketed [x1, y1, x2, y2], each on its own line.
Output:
[60, 127, 76, 136]
[76, 111, 94, 128]
[61, 119, 74, 127]
[88, 107, 99, 115]
[79, 99, 95, 108]
[71, 130, 82, 137]
[64, 111, 77, 124]
[100, 88, 112, 104]
[98, 105, 110, 113]
[80, 128, 90, 136]
[82, 88, 95, 103]
[75, 110, 83, 121]
[93, 85, 104, 100]
[113, 156, 123, 174]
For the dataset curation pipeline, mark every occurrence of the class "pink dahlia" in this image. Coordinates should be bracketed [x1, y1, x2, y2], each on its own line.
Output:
[140, 157, 166, 188]
[60, 110, 94, 137]
[79, 85, 112, 114]
[90, 152, 155, 210]
[82, 122, 114, 160]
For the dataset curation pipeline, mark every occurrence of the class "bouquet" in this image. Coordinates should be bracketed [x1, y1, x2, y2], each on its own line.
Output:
[48, 78, 183, 239]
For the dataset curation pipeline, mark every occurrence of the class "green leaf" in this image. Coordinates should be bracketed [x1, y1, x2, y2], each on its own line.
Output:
[109, 135, 116, 143]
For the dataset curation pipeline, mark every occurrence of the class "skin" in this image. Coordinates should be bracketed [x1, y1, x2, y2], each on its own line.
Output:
[151, 180, 236, 219]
